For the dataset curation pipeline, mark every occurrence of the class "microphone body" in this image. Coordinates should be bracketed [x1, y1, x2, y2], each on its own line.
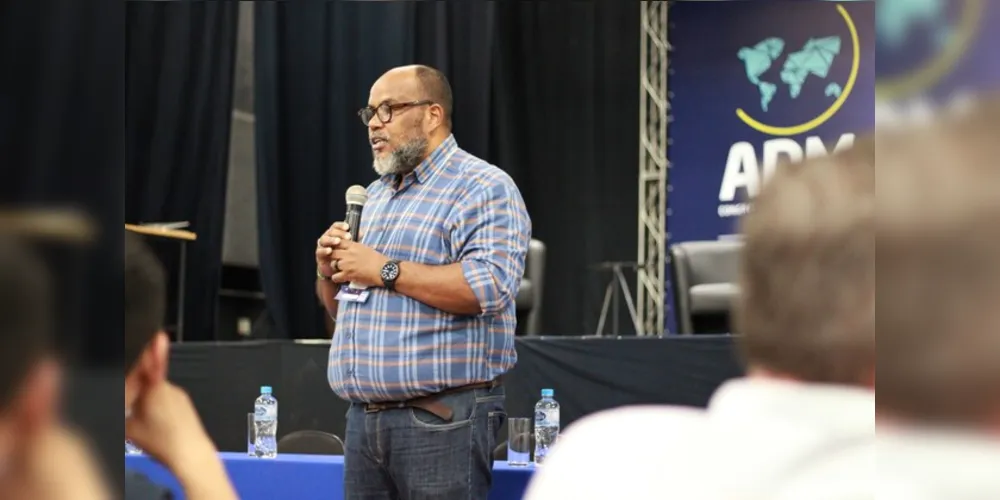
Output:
[343, 185, 369, 290]
[345, 203, 363, 244]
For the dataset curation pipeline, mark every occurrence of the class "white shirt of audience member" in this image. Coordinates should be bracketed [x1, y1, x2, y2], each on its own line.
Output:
[523, 378, 875, 500]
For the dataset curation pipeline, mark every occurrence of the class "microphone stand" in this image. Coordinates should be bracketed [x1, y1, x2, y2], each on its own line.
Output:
[592, 261, 641, 337]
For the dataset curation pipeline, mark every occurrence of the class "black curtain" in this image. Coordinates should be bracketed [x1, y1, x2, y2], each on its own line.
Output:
[0, 0, 126, 486]
[0, 0, 124, 365]
[255, 2, 640, 340]
[125, 2, 239, 342]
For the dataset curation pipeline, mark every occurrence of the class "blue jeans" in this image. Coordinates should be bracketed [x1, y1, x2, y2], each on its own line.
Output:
[344, 385, 506, 500]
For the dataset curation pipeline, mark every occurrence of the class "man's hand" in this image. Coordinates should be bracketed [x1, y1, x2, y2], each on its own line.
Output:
[331, 242, 388, 287]
[315, 221, 347, 278]
[318, 222, 388, 288]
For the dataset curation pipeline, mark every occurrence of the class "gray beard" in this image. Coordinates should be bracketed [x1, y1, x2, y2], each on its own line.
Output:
[373, 137, 429, 176]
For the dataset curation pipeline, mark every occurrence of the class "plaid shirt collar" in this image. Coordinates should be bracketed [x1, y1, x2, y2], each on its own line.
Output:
[379, 134, 459, 190]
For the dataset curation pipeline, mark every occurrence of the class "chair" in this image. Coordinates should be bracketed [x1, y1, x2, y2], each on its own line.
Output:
[515, 239, 546, 336]
[277, 430, 345, 455]
[670, 240, 743, 335]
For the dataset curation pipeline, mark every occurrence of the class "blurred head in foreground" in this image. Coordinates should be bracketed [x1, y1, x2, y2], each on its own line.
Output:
[741, 93, 1000, 431]
[124, 233, 169, 416]
[0, 236, 61, 457]
[737, 134, 875, 388]
[123, 234, 238, 500]
[875, 96, 1000, 432]
[0, 233, 108, 499]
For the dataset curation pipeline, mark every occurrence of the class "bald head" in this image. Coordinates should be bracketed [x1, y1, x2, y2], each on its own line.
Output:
[398, 64, 454, 128]
[413, 65, 452, 126]
[365, 65, 454, 177]
[379, 65, 453, 127]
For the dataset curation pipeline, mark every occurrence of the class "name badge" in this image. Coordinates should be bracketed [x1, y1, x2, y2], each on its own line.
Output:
[336, 285, 371, 303]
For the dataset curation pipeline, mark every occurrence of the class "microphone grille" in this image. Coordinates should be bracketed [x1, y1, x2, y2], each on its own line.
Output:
[345, 185, 368, 205]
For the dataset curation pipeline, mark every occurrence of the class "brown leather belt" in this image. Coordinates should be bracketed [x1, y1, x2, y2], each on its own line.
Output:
[363, 377, 502, 422]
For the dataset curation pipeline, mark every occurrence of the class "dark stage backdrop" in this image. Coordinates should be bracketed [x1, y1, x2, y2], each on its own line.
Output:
[125, 1, 238, 342]
[255, 2, 641, 340]
[0, 0, 123, 366]
[0, 0, 126, 487]
[168, 337, 745, 452]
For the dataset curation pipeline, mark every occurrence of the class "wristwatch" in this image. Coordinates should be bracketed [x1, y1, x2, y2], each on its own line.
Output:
[380, 260, 401, 291]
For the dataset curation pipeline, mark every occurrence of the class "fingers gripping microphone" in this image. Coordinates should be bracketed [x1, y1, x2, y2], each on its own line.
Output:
[344, 185, 368, 290]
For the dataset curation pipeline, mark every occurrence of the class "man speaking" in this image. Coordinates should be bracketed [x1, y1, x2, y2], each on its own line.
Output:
[315, 65, 531, 499]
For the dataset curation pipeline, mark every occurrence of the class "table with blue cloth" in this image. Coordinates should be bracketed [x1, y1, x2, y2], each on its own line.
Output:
[126, 452, 534, 500]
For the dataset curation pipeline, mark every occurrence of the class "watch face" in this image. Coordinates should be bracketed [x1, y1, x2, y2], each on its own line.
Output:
[381, 261, 400, 281]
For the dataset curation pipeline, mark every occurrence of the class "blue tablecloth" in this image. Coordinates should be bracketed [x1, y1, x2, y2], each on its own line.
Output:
[126, 452, 534, 500]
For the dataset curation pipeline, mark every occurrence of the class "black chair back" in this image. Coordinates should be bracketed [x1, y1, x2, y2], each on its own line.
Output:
[277, 430, 345, 455]
[671, 240, 742, 334]
[515, 238, 547, 336]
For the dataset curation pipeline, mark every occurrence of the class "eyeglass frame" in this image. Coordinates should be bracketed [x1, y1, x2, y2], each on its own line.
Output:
[358, 100, 435, 125]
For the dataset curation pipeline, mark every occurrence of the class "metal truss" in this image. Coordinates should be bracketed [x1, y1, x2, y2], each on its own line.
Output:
[636, 1, 670, 336]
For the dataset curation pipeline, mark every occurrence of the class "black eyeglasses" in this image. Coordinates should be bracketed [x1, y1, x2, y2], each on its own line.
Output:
[358, 100, 434, 125]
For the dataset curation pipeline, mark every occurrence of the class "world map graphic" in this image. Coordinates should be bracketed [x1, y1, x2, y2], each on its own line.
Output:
[738, 36, 844, 112]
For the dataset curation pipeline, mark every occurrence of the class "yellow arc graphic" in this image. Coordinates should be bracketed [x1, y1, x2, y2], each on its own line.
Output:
[735, 4, 860, 137]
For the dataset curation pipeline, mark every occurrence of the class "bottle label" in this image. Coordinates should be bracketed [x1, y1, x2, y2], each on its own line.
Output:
[255, 405, 277, 420]
[534, 409, 559, 427]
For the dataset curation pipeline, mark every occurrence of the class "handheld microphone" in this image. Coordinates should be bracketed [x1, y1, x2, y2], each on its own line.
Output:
[344, 185, 368, 291]
[345, 185, 367, 244]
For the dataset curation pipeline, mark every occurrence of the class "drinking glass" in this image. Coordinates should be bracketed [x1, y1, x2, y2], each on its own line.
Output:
[247, 412, 256, 456]
[507, 418, 532, 467]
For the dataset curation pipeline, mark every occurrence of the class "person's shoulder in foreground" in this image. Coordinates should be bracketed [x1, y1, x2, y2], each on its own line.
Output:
[523, 406, 706, 500]
[877, 429, 1000, 500]
[524, 387, 875, 500]
[125, 470, 174, 500]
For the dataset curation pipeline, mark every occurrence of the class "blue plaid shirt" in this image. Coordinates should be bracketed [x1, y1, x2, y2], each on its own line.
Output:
[327, 135, 531, 403]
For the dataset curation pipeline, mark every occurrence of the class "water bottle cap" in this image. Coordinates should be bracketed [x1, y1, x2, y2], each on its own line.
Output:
[261, 386, 272, 394]
[541, 388, 554, 397]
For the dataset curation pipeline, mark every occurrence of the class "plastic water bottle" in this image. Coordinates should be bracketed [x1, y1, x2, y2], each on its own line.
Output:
[253, 386, 278, 458]
[533, 388, 560, 465]
[125, 439, 142, 455]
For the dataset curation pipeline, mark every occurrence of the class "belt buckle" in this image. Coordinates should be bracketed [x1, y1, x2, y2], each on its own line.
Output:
[365, 401, 406, 414]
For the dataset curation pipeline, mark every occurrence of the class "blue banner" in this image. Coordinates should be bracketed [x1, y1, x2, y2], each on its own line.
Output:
[875, 0, 1000, 117]
[668, 0, 875, 243]
[664, 1, 875, 333]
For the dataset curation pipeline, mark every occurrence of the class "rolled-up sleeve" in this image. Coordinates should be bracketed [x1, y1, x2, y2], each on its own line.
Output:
[453, 175, 531, 317]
